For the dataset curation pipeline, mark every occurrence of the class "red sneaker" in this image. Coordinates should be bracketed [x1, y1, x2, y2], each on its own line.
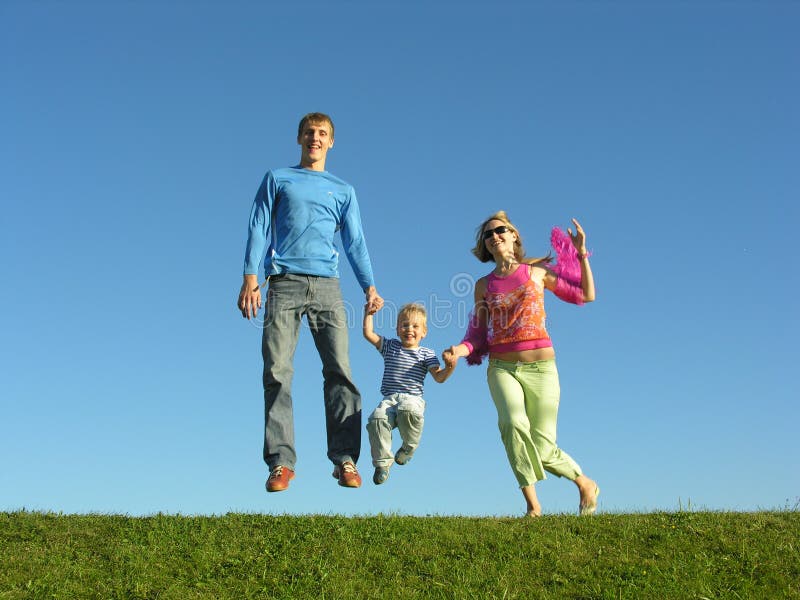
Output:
[332, 462, 362, 488]
[266, 466, 295, 493]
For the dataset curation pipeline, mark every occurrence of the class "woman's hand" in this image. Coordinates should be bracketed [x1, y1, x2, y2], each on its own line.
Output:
[443, 344, 470, 368]
[442, 347, 458, 369]
[568, 218, 588, 255]
[567, 218, 595, 302]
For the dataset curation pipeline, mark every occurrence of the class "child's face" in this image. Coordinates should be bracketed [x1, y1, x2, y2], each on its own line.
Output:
[397, 313, 427, 348]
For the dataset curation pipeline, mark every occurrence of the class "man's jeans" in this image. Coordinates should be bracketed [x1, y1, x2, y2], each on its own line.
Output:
[262, 274, 361, 470]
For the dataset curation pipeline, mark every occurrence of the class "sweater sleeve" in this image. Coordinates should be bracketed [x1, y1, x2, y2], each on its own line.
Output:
[339, 187, 376, 290]
[461, 310, 489, 366]
[243, 172, 277, 276]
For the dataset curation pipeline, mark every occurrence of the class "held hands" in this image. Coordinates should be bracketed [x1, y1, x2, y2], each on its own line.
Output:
[433, 346, 459, 382]
[567, 218, 588, 256]
[365, 286, 384, 315]
[442, 346, 459, 370]
[442, 343, 471, 370]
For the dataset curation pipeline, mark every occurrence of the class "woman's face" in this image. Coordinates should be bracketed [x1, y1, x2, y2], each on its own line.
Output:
[482, 219, 517, 257]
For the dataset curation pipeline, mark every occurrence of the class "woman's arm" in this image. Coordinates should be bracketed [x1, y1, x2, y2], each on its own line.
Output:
[575, 253, 595, 302]
[570, 218, 595, 302]
[543, 218, 595, 304]
[443, 277, 489, 365]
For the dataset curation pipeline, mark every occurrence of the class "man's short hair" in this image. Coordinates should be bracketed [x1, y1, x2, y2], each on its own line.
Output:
[297, 112, 335, 139]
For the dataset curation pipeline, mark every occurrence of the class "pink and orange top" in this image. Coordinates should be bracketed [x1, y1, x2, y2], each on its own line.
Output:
[460, 226, 588, 365]
[484, 263, 552, 353]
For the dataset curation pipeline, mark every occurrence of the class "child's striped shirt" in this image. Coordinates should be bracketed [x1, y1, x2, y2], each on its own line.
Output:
[378, 337, 440, 397]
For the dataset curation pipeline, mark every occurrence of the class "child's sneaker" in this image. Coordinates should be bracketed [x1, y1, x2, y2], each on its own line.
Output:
[394, 447, 412, 465]
[373, 467, 390, 485]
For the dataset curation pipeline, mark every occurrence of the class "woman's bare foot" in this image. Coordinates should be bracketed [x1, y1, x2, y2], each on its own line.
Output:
[521, 485, 542, 517]
[574, 474, 600, 515]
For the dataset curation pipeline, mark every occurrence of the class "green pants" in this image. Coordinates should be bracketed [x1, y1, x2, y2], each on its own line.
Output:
[487, 358, 582, 487]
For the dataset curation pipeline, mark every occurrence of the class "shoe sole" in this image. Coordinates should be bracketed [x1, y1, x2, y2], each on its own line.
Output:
[338, 478, 361, 488]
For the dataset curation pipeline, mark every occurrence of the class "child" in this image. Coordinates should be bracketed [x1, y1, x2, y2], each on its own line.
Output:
[363, 302, 454, 485]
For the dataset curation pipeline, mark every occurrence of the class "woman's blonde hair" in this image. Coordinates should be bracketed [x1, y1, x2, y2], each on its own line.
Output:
[471, 210, 552, 265]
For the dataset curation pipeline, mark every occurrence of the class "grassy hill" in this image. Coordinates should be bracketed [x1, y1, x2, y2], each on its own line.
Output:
[1, 510, 798, 599]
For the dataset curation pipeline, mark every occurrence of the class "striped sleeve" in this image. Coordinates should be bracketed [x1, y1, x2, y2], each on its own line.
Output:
[423, 348, 441, 373]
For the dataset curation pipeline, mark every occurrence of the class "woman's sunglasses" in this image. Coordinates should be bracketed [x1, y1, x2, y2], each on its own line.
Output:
[482, 225, 511, 240]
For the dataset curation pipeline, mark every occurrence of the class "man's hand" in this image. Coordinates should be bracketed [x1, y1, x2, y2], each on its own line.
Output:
[238, 274, 262, 319]
[365, 286, 384, 315]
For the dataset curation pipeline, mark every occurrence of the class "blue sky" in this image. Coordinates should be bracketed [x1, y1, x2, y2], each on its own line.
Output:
[1, 1, 797, 517]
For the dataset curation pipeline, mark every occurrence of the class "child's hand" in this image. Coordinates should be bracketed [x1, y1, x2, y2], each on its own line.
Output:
[365, 286, 383, 315]
[442, 347, 459, 369]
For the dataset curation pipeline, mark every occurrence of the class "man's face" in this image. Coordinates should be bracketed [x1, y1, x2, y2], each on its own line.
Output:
[298, 120, 334, 166]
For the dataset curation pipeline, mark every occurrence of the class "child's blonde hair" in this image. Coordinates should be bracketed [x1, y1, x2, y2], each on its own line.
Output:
[397, 303, 428, 329]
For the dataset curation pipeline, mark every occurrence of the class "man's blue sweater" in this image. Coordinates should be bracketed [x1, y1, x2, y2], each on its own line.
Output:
[243, 166, 375, 290]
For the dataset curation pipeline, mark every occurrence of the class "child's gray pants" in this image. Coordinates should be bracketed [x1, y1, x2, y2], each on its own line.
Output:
[366, 393, 425, 467]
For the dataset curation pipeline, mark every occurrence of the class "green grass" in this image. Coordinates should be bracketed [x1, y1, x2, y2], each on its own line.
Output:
[2, 511, 798, 599]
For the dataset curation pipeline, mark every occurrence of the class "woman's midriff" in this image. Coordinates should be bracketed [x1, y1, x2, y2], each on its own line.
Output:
[490, 346, 556, 363]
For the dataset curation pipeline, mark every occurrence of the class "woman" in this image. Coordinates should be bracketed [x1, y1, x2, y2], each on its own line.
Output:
[443, 211, 600, 517]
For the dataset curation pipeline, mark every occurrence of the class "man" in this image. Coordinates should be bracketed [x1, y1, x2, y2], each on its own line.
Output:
[238, 112, 383, 492]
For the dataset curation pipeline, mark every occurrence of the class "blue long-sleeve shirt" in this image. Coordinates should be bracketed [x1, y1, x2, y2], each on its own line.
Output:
[243, 166, 376, 290]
